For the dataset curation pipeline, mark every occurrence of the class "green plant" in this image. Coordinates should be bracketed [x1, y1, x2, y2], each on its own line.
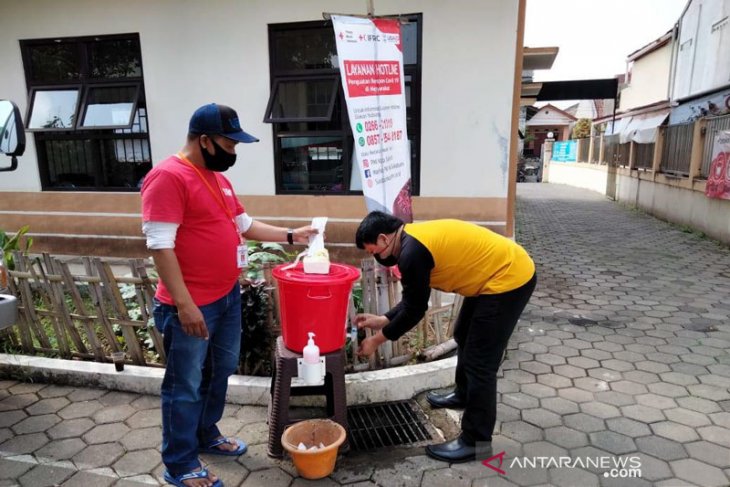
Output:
[1, 226, 33, 271]
[239, 281, 273, 376]
[245, 241, 294, 281]
[572, 118, 592, 139]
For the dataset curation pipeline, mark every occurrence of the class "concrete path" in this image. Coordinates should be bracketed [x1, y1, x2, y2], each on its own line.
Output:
[1, 182, 730, 486]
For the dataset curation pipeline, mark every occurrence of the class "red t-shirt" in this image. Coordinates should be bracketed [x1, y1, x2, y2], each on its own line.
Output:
[141, 155, 244, 306]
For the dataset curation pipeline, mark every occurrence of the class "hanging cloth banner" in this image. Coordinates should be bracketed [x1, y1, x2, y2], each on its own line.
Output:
[332, 15, 413, 222]
[705, 130, 730, 200]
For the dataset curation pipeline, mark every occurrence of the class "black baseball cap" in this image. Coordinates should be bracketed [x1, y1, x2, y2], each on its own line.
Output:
[188, 103, 259, 143]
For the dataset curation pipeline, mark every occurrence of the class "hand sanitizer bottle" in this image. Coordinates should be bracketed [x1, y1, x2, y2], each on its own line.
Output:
[302, 332, 320, 384]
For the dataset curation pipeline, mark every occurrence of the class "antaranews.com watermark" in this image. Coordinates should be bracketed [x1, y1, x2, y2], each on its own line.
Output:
[480, 449, 642, 479]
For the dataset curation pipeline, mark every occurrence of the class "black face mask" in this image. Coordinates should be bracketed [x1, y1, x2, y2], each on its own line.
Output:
[374, 235, 398, 267]
[374, 254, 398, 267]
[200, 137, 236, 172]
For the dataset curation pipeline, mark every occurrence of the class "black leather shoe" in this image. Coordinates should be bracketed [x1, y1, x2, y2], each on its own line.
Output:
[426, 391, 466, 409]
[425, 435, 491, 463]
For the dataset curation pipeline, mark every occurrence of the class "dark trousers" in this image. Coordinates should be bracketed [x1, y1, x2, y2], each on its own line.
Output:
[454, 273, 536, 443]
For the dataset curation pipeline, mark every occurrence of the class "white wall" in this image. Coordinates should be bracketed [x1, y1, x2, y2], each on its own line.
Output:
[546, 163, 609, 195]
[0, 0, 519, 199]
[672, 0, 730, 101]
[620, 43, 672, 111]
[527, 106, 574, 126]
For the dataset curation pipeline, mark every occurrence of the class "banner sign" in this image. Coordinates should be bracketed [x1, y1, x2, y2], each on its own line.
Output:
[332, 15, 413, 222]
[706, 130, 730, 200]
[551, 141, 577, 162]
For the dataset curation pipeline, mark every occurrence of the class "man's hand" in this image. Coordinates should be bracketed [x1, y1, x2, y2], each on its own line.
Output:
[177, 302, 208, 339]
[355, 313, 389, 330]
[292, 225, 319, 244]
[357, 333, 387, 357]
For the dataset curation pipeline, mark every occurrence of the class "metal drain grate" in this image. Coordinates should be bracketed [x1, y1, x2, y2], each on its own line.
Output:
[347, 400, 437, 451]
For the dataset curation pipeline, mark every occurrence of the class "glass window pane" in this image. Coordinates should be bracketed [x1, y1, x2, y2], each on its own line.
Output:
[272, 27, 337, 70]
[89, 38, 142, 78]
[401, 22, 419, 65]
[279, 136, 344, 192]
[114, 108, 148, 134]
[81, 85, 137, 128]
[267, 79, 336, 121]
[42, 138, 97, 188]
[28, 89, 80, 130]
[28, 43, 81, 82]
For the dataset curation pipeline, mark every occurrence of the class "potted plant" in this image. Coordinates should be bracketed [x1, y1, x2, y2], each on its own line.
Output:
[0, 226, 31, 330]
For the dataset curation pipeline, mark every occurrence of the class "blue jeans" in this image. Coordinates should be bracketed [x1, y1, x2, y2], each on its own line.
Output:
[153, 283, 241, 476]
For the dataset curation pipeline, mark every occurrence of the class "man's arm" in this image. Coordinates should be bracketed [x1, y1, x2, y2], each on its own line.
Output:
[150, 249, 208, 339]
[243, 220, 316, 244]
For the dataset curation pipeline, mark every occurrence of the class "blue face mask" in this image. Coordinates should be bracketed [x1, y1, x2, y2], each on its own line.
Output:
[201, 137, 236, 172]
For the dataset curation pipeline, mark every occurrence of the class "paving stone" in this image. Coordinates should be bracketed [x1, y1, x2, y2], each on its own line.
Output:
[98, 391, 139, 407]
[47, 418, 94, 439]
[129, 395, 160, 411]
[0, 458, 34, 479]
[537, 373, 572, 389]
[66, 389, 106, 402]
[93, 404, 136, 424]
[606, 417, 651, 438]
[540, 397, 579, 415]
[18, 463, 75, 486]
[73, 442, 126, 470]
[63, 471, 116, 487]
[635, 360, 670, 373]
[602, 359, 635, 372]
[687, 384, 730, 401]
[0, 429, 12, 445]
[670, 458, 728, 487]
[522, 408, 562, 428]
[635, 436, 688, 461]
[116, 475, 160, 486]
[0, 410, 27, 428]
[563, 413, 605, 433]
[370, 460, 426, 487]
[630, 453, 672, 482]
[500, 420, 543, 443]
[589, 431, 637, 455]
[697, 425, 730, 448]
[594, 391, 635, 407]
[568, 356, 601, 369]
[0, 432, 49, 454]
[587, 368, 624, 382]
[636, 394, 678, 410]
[664, 408, 712, 428]
[548, 466, 601, 487]
[684, 441, 730, 468]
[121, 426, 161, 451]
[574, 377, 610, 393]
[58, 400, 103, 419]
[330, 462, 375, 484]
[535, 353, 566, 366]
[112, 449, 161, 477]
[647, 382, 689, 398]
[206, 461, 250, 487]
[235, 421, 269, 445]
[497, 380, 520, 394]
[8, 383, 46, 395]
[35, 438, 86, 461]
[519, 361, 551, 375]
[676, 396, 722, 414]
[623, 371, 660, 384]
[0, 394, 39, 411]
[236, 443, 278, 471]
[580, 401, 621, 419]
[557, 387, 594, 403]
[610, 380, 648, 395]
[26, 397, 70, 416]
[621, 404, 666, 423]
[650, 421, 700, 443]
[520, 383, 556, 399]
[83, 422, 130, 444]
[11, 414, 60, 434]
[544, 426, 589, 449]
[125, 409, 161, 429]
[421, 468, 471, 487]
[36, 385, 75, 399]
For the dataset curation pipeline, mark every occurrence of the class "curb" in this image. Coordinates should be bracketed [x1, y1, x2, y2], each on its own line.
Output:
[0, 353, 456, 406]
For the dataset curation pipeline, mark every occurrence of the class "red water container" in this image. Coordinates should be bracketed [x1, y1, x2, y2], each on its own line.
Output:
[272, 262, 361, 353]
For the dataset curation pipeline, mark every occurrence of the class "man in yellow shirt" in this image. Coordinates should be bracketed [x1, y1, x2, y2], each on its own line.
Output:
[355, 211, 536, 463]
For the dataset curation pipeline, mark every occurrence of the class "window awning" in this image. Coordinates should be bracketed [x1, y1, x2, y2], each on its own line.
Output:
[620, 111, 669, 144]
[605, 117, 632, 137]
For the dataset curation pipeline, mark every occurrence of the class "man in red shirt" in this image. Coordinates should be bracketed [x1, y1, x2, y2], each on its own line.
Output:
[142, 103, 316, 487]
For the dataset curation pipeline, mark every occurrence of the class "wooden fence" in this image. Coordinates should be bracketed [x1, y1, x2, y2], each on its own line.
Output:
[2, 253, 461, 373]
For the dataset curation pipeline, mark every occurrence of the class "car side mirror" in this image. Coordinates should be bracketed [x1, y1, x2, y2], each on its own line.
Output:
[0, 99, 26, 172]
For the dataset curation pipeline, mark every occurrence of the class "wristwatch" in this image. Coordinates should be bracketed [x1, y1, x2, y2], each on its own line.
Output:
[287, 229, 294, 245]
